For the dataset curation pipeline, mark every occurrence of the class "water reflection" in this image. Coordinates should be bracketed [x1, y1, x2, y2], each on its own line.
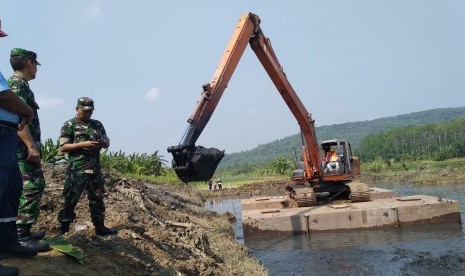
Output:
[244, 225, 464, 275]
[206, 197, 245, 241]
[245, 224, 463, 251]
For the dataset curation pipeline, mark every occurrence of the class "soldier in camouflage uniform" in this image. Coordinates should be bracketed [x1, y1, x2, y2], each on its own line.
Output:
[8, 48, 49, 252]
[0, 22, 39, 273]
[57, 97, 117, 236]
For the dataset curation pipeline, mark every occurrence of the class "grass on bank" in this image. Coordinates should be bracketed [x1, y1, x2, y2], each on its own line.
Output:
[361, 157, 465, 184]
[113, 170, 286, 190]
[362, 157, 465, 174]
[43, 134, 465, 187]
[187, 175, 286, 190]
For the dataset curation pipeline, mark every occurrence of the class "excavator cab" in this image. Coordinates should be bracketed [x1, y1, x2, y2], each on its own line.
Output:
[320, 140, 358, 177]
[292, 139, 359, 184]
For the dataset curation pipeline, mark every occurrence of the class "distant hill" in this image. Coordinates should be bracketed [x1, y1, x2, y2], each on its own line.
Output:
[217, 107, 465, 171]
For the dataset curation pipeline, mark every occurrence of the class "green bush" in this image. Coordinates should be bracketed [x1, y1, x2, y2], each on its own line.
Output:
[41, 138, 64, 164]
[364, 157, 385, 173]
[269, 156, 293, 176]
[40, 138, 179, 182]
[100, 150, 167, 176]
[432, 145, 458, 161]
[417, 162, 427, 171]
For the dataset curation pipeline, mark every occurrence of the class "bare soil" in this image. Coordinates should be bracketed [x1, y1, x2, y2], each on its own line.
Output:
[1, 164, 267, 276]
[202, 179, 292, 199]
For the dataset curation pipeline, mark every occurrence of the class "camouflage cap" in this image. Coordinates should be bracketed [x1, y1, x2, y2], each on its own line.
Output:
[0, 20, 7, 37]
[10, 48, 41, 65]
[77, 97, 94, 111]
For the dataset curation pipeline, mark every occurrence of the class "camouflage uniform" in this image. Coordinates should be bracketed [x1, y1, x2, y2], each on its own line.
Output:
[57, 108, 110, 226]
[8, 55, 45, 226]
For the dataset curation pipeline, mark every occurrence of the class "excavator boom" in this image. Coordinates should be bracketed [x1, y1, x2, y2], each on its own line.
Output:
[167, 13, 261, 183]
[181, 13, 260, 146]
[248, 24, 320, 180]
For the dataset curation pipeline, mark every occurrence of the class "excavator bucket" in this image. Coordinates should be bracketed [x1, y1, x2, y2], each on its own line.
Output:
[167, 145, 225, 183]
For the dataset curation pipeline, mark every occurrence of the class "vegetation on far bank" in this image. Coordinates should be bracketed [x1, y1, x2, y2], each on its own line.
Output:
[40, 136, 465, 188]
[361, 157, 465, 185]
[358, 118, 465, 162]
[218, 107, 465, 170]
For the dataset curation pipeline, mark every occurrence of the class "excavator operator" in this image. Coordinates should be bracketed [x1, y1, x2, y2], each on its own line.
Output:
[324, 148, 339, 173]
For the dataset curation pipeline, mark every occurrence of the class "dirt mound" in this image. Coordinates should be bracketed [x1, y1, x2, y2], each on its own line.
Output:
[1, 164, 267, 276]
[203, 179, 292, 199]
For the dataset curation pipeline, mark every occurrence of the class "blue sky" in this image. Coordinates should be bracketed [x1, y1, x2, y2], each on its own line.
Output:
[1, 1, 464, 159]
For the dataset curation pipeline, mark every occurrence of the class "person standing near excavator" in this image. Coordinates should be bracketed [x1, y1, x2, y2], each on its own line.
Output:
[57, 97, 117, 236]
[8, 48, 50, 252]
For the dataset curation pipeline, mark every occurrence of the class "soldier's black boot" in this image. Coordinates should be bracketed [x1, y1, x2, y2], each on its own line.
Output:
[19, 239, 50, 253]
[0, 242, 38, 259]
[17, 224, 49, 252]
[17, 224, 46, 241]
[94, 222, 118, 236]
[60, 222, 70, 235]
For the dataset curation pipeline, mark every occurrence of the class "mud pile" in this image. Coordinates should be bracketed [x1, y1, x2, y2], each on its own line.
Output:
[2, 164, 267, 276]
[203, 179, 291, 198]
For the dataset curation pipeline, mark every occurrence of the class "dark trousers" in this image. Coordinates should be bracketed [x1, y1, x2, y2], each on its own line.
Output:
[0, 126, 22, 246]
[58, 171, 106, 225]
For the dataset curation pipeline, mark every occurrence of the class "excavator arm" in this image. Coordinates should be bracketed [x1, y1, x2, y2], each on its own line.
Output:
[168, 12, 322, 183]
[248, 23, 320, 181]
[180, 14, 260, 146]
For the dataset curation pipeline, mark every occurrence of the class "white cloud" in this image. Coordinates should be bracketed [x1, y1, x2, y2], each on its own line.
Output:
[36, 97, 64, 109]
[145, 87, 161, 102]
[85, 5, 102, 19]
[248, 109, 257, 115]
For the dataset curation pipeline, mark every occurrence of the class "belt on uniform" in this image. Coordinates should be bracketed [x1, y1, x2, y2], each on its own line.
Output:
[0, 120, 18, 130]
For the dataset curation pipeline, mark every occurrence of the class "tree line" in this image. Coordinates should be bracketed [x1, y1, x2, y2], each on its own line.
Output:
[219, 107, 465, 171]
[357, 118, 465, 162]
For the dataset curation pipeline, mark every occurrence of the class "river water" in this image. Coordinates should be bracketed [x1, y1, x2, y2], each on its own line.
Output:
[205, 183, 465, 275]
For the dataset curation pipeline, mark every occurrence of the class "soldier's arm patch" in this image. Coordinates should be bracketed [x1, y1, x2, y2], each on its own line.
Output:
[59, 137, 71, 146]
[59, 121, 74, 146]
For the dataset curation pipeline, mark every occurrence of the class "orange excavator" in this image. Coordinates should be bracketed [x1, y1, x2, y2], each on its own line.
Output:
[167, 12, 369, 205]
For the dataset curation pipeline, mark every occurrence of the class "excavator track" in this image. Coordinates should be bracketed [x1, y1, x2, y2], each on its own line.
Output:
[285, 186, 316, 207]
[347, 182, 371, 203]
[350, 190, 371, 202]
